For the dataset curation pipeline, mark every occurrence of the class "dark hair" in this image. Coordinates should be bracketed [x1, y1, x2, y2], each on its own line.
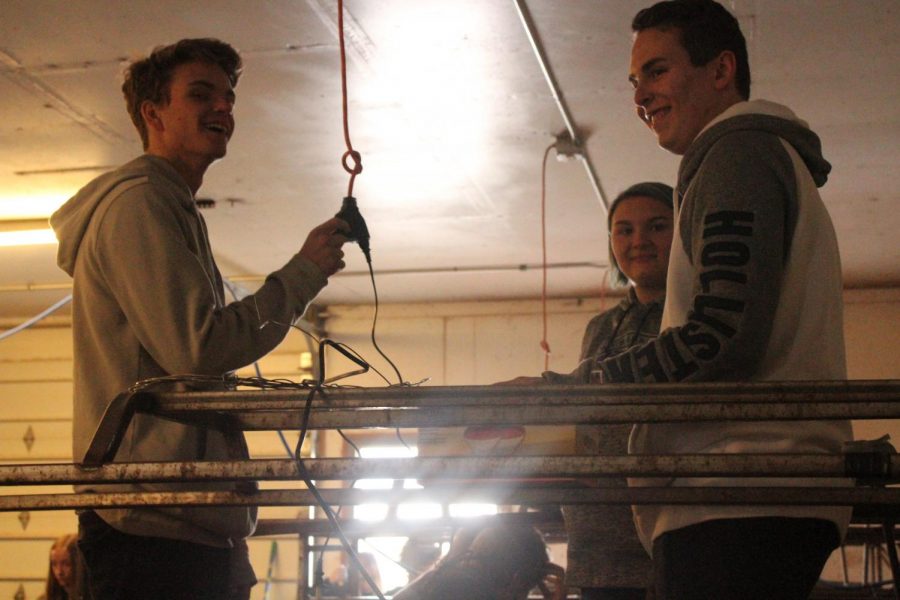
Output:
[632, 0, 750, 99]
[122, 38, 242, 149]
[398, 524, 557, 600]
[463, 524, 549, 594]
[607, 181, 674, 287]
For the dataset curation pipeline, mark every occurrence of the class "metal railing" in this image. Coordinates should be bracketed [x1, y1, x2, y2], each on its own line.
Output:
[0, 380, 894, 513]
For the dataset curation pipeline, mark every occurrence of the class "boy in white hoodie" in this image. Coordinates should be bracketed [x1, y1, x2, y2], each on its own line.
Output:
[595, 2, 852, 598]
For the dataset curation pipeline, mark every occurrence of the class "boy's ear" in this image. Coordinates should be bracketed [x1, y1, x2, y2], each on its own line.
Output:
[140, 100, 164, 133]
[712, 50, 737, 91]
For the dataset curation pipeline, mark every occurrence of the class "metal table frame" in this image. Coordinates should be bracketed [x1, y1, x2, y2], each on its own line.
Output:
[2, 380, 898, 596]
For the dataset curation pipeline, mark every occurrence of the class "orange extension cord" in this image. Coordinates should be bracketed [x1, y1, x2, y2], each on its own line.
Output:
[338, 0, 362, 198]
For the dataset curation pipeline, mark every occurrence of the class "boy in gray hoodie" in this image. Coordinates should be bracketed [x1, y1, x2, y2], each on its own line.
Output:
[597, 2, 852, 599]
[51, 38, 349, 599]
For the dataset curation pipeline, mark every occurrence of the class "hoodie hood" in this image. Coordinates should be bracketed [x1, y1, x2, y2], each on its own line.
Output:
[50, 155, 190, 276]
[678, 100, 831, 200]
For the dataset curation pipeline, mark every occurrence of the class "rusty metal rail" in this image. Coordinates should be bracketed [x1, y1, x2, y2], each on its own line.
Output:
[152, 384, 900, 433]
[210, 401, 896, 430]
[150, 379, 900, 406]
[82, 380, 900, 465]
[3, 486, 899, 513]
[1, 454, 897, 486]
[0, 380, 896, 514]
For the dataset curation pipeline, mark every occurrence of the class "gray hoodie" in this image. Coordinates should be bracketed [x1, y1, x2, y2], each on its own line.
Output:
[51, 154, 326, 547]
[594, 100, 852, 553]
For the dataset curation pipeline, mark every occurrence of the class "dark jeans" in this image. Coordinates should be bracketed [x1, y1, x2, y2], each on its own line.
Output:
[649, 517, 840, 600]
[78, 510, 232, 600]
[581, 588, 646, 600]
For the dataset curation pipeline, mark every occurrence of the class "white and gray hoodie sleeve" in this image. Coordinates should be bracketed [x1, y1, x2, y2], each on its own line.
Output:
[595, 114, 829, 383]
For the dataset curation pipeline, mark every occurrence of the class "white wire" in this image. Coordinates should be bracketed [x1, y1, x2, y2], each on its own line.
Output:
[0, 294, 73, 342]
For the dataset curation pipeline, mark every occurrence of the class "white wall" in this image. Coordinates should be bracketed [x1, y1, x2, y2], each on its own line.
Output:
[0, 288, 897, 598]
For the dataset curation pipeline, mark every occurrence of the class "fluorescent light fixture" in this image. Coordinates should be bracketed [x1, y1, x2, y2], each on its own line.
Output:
[0, 219, 57, 247]
[0, 192, 70, 220]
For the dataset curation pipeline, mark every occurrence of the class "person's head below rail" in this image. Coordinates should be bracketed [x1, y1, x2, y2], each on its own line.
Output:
[43, 534, 80, 600]
[392, 523, 565, 600]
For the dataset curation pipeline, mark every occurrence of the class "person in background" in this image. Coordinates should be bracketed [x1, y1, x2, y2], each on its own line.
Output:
[502, 181, 674, 599]
[40, 534, 84, 600]
[50, 38, 348, 600]
[593, 1, 852, 598]
[387, 535, 442, 594]
[392, 523, 565, 600]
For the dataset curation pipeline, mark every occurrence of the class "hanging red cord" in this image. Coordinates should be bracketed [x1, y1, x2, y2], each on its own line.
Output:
[540, 142, 555, 371]
[338, 0, 362, 197]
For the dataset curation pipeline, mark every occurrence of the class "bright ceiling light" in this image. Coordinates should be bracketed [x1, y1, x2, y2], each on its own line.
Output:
[0, 228, 57, 247]
[0, 191, 70, 246]
[0, 192, 71, 220]
[0, 220, 58, 247]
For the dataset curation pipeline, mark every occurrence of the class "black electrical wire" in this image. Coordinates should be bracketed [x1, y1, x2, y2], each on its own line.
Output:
[366, 261, 405, 386]
[292, 381, 386, 600]
[173, 276, 403, 598]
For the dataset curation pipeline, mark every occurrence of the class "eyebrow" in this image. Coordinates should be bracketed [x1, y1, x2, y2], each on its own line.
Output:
[613, 215, 672, 226]
[188, 80, 236, 102]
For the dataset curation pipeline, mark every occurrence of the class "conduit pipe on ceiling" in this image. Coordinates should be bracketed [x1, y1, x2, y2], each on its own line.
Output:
[513, 0, 610, 213]
[226, 261, 607, 283]
[0, 262, 608, 293]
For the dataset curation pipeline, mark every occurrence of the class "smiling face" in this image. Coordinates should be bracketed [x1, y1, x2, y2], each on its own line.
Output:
[629, 27, 736, 155]
[610, 194, 674, 303]
[142, 60, 236, 188]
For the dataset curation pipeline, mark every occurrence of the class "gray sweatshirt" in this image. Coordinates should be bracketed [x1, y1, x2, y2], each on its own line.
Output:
[51, 154, 326, 547]
[544, 289, 661, 588]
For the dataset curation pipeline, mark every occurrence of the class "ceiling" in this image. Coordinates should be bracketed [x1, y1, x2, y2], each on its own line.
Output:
[1, 0, 898, 321]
